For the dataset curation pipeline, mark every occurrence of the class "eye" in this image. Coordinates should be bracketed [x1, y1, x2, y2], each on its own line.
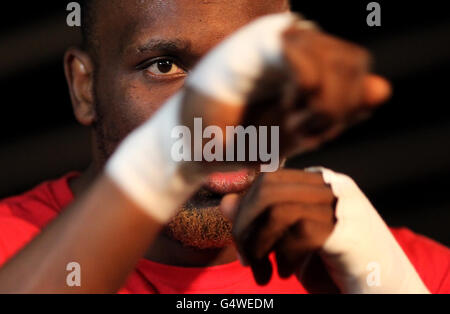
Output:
[145, 58, 186, 77]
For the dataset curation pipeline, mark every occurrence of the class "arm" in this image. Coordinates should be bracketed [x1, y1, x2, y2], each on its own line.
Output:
[0, 176, 162, 293]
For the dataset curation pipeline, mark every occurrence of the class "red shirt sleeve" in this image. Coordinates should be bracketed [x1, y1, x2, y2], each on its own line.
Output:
[0, 211, 41, 268]
[391, 227, 450, 294]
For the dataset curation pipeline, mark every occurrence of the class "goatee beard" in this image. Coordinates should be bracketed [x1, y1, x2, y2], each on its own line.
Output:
[162, 190, 234, 249]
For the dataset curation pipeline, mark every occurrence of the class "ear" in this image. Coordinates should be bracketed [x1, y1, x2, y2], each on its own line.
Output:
[64, 48, 96, 126]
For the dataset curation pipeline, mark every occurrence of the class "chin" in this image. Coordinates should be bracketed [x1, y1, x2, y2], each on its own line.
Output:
[162, 189, 234, 250]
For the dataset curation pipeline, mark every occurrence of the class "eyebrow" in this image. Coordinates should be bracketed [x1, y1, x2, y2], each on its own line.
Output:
[125, 38, 194, 57]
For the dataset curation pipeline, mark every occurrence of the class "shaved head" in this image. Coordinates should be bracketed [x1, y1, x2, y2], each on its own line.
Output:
[80, 0, 290, 53]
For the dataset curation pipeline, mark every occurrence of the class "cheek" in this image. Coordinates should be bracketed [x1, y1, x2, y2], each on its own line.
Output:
[95, 74, 186, 144]
[120, 77, 186, 127]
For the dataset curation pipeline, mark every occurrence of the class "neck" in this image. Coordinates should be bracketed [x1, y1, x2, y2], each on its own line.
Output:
[68, 164, 239, 268]
[145, 232, 238, 267]
[68, 163, 98, 198]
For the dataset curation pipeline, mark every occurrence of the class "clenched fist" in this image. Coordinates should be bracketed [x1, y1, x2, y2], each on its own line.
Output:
[182, 14, 391, 174]
[221, 169, 339, 291]
[254, 26, 391, 157]
[278, 26, 390, 155]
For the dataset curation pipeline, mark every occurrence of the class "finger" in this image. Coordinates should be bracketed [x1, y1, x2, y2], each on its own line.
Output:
[318, 54, 368, 120]
[295, 111, 335, 137]
[282, 28, 321, 91]
[263, 169, 326, 185]
[244, 203, 334, 261]
[295, 252, 340, 294]
[303, 36, 368, 118]
[285, 120, 348, 157]
[233, 184, 335, 237]
[257, 184, 335, 209]
[233, 184, 334, 237]
[219, 193, 252, 267]
[249, 255, 273, 286]
[362, 74, 392, 107]
[275, 220, 334, 278]
[235, 206, 271, 266]
[276, 242, 312, 279]
[220, 193, 241, 223]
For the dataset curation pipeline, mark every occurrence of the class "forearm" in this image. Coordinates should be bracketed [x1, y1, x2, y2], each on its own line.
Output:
[0, 175, 162, 294]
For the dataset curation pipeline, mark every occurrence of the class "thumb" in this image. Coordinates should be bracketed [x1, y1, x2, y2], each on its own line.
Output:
[220, 193, 241, 223]
[220, 193, 250, 267]
[362, 74, 393, 107]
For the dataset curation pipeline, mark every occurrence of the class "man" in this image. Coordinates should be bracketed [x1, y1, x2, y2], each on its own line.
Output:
[0, 0, 448, 294]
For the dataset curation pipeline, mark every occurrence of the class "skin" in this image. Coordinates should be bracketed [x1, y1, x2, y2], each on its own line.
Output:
[0, 0, 391, 293]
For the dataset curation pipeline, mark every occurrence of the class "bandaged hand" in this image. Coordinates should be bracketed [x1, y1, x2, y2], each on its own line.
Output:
[316, 168, 429, 293]
[221, 168, 430, 294]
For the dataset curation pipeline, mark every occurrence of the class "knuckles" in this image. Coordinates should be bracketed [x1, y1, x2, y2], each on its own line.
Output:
[292, 220, 329, 249]
[231, 170, 337, 264]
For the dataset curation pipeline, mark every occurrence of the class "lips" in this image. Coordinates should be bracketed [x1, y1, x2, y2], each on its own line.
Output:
[204, 169, 255, 194]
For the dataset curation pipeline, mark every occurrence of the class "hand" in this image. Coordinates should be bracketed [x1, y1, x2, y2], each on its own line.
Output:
[253, 27, 392, 157]
[181, 18, 391, 173]
[220, 169, 339, 292]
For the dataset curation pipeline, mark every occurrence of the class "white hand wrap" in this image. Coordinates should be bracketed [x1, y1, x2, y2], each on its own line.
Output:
[106, 92, 203, 223]
[106, 12, 314, 223]
[188, 12, 316, 105]
[308, 167, 430, 294]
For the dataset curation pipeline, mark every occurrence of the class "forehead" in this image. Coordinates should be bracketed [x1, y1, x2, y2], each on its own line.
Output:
[95, 0, 289, 57]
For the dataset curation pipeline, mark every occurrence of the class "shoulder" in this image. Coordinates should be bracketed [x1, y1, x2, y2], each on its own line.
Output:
[390, 227, 450, 293]
[0, 172, 78, 266]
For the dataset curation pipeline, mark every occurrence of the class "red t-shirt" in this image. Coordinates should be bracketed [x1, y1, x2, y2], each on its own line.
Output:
[0, 173, 449, 294]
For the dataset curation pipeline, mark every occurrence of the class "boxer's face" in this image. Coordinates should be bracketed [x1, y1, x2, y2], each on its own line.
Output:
[82, 0, 289, 248]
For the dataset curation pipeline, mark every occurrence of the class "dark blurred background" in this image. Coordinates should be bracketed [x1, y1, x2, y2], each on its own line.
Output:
[0, 1, 449, 245]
